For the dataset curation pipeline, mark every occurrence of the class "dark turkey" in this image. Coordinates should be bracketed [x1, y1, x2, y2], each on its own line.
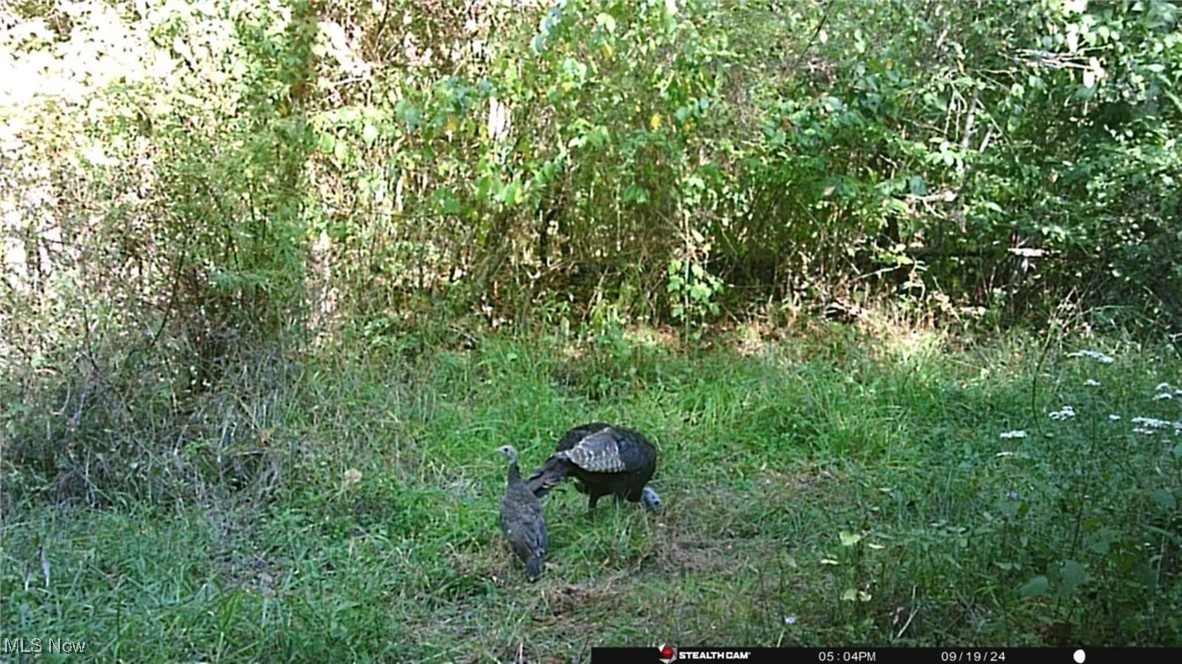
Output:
[525, 422, 662, 514]
[496, 445, 548, 581]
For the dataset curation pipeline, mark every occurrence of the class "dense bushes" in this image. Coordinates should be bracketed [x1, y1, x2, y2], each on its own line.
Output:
[3, 0, 1180, 343]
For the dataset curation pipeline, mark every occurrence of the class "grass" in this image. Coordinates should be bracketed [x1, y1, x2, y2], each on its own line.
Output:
[2, 320, 1181, 661]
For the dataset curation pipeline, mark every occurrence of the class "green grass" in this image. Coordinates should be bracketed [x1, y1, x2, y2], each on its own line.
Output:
[3, 323, 1182, 660]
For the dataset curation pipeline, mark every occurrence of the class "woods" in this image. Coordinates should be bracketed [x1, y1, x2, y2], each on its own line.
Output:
[4, 1, 1180, 355]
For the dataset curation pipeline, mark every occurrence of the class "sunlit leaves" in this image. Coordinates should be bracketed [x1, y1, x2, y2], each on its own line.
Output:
[558, 57, 589, 93]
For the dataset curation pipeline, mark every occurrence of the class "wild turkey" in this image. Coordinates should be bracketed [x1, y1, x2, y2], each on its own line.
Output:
[496, 445, 548, 581]
[525, 422, 662, 514]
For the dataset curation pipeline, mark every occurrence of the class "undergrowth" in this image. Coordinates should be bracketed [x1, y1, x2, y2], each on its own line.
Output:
[2, 322, 1181, 660]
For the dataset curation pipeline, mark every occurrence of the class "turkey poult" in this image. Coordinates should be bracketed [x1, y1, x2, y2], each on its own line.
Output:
[525, 422, 662, 514]
[496, 445, 548, 581]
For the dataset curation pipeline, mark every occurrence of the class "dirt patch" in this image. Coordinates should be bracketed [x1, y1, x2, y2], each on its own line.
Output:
[217, 552, 282, 598]
[539, 581, 623, 617]
[759, 464, 837, 494]
[203, 498, 299, 600]
[662, 540, 738, 573]
[649, 536, 776, 575]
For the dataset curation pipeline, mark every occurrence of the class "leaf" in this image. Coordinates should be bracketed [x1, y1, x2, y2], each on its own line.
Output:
[1163, 89, 1182, 116]
[839, 531, 862, 547]
[362, 122, 379, 145]
[1133, 561, 1158, 591]
[1085, 528, 1117, 555]
[1019, 575, 1049, 597]
[440, 193, 463, 215]
[1004, 501, 1027, 520]
[475, 175, 495, 202]
[623, 185, 649, 203]
[999, 500, 1019, 519]
[819, 558, 839, 566]
[499, 182, 523, 206]
[394, 100, 421, 130]
[884, 198, 909, 216]
[1059, 560, 1086, 594]
[1150, 489, 1177, 511]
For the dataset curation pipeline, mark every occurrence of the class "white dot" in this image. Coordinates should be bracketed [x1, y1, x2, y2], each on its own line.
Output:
[1073, 650, 1085, 664]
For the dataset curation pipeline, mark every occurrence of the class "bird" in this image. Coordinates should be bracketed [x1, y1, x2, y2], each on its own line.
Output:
[496, 445, 548, 581]
[525, 422, 662, 514]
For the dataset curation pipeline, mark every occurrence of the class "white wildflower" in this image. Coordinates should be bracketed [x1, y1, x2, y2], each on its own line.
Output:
[1084, 379, 1101, 387]
[1133, 427, 1156, 435]
[1153, 392, 1174, 401]
[999, 430, 1028, 439]
[1067, 350, 1115, 364]
[1109, 414, 1122, 421]
[784, 616, 798, 625]
[1154, 382, 1172, 392]
[996, 451, 1016, 457]
[1049, 405, 1076, 421]
[1131, 417, 1172, 429]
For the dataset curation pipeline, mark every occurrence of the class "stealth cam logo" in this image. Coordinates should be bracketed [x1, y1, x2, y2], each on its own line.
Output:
[657, 644, 678, 663]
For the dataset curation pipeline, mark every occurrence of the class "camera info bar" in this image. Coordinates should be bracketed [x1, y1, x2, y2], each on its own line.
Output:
[591, 647, 1176, 664]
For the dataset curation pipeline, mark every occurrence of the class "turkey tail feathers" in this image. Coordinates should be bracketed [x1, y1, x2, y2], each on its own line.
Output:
[525, 456, 570, 498]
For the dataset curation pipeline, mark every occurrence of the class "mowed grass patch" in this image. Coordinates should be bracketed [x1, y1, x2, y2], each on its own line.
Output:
[3, 327, 1181, 660]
